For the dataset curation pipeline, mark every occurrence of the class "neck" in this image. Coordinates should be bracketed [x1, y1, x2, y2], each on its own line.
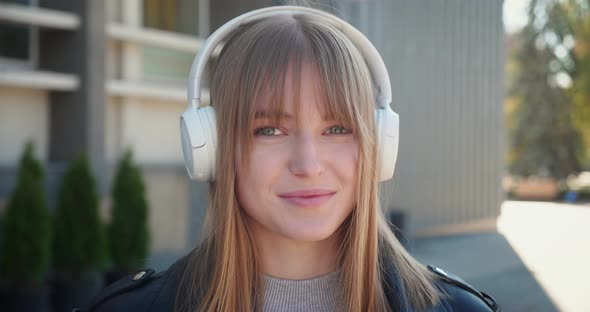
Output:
[248, 222, 342, 280]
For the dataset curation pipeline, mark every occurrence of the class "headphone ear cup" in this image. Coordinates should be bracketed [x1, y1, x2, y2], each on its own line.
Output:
[375, 106, 399, 182]
[180, 106, 218, 181]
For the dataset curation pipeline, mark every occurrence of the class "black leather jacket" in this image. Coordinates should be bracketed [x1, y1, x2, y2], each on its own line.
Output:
[76, 258, 499, 312]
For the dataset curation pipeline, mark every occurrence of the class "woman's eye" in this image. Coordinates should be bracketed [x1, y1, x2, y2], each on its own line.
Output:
[254, 127, 283, 136]
[325, 126, 350, 135]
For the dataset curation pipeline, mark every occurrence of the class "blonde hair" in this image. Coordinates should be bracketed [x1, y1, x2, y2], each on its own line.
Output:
[175, 12, 444, 312]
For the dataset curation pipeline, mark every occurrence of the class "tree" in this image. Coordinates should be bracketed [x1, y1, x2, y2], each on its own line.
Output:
[109, 150, 150, 272]
[0, 142, 51, 287]
[53, 154, 107, 276]
[508, 0, 583, 179]
[557, 0, 590, 166]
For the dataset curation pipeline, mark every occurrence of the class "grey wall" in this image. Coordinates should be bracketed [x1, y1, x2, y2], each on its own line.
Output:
[338, 0, 506, 234]
[40, 0, 107, 192]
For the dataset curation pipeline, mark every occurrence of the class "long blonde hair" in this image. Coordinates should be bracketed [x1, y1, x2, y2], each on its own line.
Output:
[175, 11, 444, 312]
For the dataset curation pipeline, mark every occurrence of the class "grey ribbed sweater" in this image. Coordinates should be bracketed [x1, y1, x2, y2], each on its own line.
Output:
[263, 269, 343, 312]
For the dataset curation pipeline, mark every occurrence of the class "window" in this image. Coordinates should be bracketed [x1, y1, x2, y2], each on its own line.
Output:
[144, 0, 200, 36]
[143, 0, 204, 82]
[0, 0, 37, 68]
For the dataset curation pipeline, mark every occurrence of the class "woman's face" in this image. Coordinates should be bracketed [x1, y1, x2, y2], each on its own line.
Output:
[235, 64, 358, 243]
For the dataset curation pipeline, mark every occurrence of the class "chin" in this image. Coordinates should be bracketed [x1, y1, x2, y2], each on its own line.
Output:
[281, 222, 342, 242]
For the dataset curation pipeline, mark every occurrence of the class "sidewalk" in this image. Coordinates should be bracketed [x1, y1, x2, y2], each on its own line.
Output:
[409, 201, 590, 312]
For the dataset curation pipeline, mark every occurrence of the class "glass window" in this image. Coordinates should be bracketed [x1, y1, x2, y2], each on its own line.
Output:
[0, 0, 34, 65]
[143, 0, 202, 82]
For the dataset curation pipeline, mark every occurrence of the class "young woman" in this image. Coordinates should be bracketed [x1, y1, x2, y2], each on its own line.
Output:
[80, 6, 499, 312]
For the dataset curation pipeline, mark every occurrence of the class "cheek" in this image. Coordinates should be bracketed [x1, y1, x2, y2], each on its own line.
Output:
[238, 147, 285, 184]
[235, 147, 284, 208]
[338, 143, 359, 211]
[339, 146, 359, 217]
[330, 142, 359, 181]
[235, 164, 259, 219]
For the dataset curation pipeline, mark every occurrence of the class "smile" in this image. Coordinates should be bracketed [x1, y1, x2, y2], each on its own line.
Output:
[278, 190, 336, 207]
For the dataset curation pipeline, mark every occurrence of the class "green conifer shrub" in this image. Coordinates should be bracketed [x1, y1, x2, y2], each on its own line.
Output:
[53, 154, 106, 276]
[0, 142, 51, 287]
[109, 150, 150, 272]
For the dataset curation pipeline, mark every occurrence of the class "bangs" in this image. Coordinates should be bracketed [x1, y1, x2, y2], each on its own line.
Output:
[249, 55, 358, 132]
[212, 14, 375, 168]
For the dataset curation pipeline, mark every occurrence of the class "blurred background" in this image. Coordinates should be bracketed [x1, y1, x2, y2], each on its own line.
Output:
[0, 0, 588, 311]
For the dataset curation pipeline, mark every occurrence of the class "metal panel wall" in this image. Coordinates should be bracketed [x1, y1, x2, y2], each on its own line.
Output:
[339, 0, 506, 235]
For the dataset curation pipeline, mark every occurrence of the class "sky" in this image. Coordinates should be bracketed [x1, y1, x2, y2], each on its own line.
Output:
[504, 0, 530, 33]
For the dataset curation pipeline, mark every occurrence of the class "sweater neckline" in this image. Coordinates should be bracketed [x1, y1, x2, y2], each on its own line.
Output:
[263, 268, 342, 285]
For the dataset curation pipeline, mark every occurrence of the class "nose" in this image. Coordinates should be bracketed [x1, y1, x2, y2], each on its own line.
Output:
[288, 133, 324, 177]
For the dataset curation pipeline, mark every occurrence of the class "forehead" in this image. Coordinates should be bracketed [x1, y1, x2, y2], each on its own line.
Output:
[254, 62, 332, 121]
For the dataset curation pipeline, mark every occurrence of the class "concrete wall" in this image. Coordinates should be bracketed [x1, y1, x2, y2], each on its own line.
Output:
[105, 98, 186, 165]
[0, 87, 49, 165]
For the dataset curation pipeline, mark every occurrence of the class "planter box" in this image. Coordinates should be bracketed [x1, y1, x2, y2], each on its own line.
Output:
[512, 177, 559, 201]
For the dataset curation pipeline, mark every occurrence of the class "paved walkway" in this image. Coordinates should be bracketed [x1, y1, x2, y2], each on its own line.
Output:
[409, 201, 590, 312]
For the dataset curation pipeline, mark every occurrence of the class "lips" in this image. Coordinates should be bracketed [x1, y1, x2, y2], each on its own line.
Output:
[278, 189, 336, 207]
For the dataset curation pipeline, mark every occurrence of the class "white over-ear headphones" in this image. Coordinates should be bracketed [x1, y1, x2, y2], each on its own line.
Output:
[180, 6, 399, 182]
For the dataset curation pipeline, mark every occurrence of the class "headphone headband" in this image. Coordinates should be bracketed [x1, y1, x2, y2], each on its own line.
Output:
[187, 5, 392, 109]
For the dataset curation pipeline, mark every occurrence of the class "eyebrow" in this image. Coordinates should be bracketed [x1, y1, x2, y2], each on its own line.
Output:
[254, 109, 332, 120]
[254, 110, 294, 120]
